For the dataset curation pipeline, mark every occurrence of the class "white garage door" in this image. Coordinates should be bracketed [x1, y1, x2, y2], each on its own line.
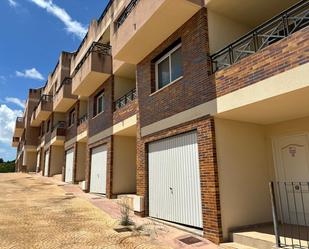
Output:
[148, 131, 203, 228]
[36, 152, 40, 173]
[90, 145, 107, 194]
[44, 151, 49, 177]
[65, 149, 74, 183]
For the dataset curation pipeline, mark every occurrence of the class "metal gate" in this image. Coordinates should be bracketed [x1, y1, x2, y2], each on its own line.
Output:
[270, 181, 309, 248]
[148, 131, 203, 228]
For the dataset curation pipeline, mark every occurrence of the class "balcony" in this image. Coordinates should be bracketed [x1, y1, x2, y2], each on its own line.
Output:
[30, 95, 53, 127]
[114, 88, 137, 111]
[53, 78, 77, 112]
[210, 0, 309, 73]
[112, 0, 201, 64]
[51, 121, 66, 145]
[113, 89, 138, 125]
[13, 117, 24, 137]
[77, 115, 88, 142]
[71, 42, 112, 97]
[12, 137, 19, 147]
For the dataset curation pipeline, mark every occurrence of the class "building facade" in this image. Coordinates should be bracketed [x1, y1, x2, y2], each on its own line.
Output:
[12, 0, 309, 245]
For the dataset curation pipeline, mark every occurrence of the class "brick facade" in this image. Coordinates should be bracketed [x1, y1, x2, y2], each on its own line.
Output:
[65, 102, 78, 141]
[137, 8, 214, 128]
[88, 77, 113, 137]
[113, 99, 138, 124]
[136, 115, 222, 243]
[85, 136, 113, 198]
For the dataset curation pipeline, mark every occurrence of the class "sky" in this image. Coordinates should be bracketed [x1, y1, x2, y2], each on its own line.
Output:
[0, 0, 109, 161]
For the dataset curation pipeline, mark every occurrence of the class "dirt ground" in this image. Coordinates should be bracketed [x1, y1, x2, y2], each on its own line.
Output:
[0, 173, 171, 249]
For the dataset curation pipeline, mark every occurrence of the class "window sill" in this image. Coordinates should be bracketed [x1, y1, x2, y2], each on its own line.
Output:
[92, 111, 104, 120]
[149, 76, 183, 97]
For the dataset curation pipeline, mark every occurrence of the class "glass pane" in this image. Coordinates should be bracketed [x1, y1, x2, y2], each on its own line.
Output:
[171, 47, 183, 81]
[157, 57, 170, 89]
[98, 96, 104, 113]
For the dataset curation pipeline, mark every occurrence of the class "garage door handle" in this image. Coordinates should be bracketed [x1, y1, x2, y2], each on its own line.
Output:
[169, 187, 173, 194]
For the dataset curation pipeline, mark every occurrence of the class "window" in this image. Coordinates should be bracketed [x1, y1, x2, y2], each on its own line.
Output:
[46, 120, 51, 133]
[69, 109, 75, 127]
[155, 44, 183, 90]
[94, 91, 104, 116]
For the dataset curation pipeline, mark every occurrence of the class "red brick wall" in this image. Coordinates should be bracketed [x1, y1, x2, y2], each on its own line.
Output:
[137, 8, 214, 128]
[88, 77, 113, 137]
[113, 99, 138, 124]
[136, 116, 222, 243]
[65, 102, 78, 141]
[85, 136, 113, 198]
[215, 26, 309, 97]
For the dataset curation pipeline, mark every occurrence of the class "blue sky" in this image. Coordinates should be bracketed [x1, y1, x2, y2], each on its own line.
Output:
[0, 0, 109, 161]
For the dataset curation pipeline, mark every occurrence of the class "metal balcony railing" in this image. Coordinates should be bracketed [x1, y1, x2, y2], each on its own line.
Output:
[16, 117, 24, 123]
[115, 0, 140, 30]
[52, 121, 66, 131]
[54, 77, 72, 97]
[12, 137, 19, 143]
[78, 114, 88, 126]
[71, 42, 112, 78]
[114, 88, 137, 111]
[210, 0, 309, 73]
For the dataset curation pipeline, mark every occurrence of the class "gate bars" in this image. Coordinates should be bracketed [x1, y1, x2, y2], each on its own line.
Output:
[270, 181, 309, 248]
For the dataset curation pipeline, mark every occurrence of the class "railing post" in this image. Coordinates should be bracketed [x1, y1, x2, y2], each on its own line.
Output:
[269, 182, 281, 248]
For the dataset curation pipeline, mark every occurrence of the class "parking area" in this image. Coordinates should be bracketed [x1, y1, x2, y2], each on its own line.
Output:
[0, 173, 217, 249]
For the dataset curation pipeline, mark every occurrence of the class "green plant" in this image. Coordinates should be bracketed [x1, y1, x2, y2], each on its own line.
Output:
[118, 199, 134, 226]
[0, 161, 15, 173]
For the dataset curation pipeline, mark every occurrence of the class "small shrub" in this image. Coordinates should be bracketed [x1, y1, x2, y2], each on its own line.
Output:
[118, 199, 134, 226]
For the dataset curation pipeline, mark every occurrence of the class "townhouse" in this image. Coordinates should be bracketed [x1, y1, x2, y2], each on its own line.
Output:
[12, 0, 309, 246]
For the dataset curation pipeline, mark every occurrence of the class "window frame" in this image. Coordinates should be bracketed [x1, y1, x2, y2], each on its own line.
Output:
[68, 109, 75, 127]
[94, 91, 104, 117]
[155, 43, 183, 91]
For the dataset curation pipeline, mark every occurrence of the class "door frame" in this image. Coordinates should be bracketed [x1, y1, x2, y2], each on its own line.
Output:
[147, 131, 203, 228]
[89, 144, 108, 194]
[272, 132, 309, 183]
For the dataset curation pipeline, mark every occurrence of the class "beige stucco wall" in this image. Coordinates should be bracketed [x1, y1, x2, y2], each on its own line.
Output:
[112, 136, 136, 194]
[114, 76, 136, 100]
[265, 116, 309, 182]
[79, 100, 88, 118]
[53, 112, 66, 126]
[76, 142, 87, 182]
[50, 145, 64, 176]
[207, 10, 251, 54]
[216, 115, 309, 240]
[215, 118, 272, 240]
[23, 151, 37, 172]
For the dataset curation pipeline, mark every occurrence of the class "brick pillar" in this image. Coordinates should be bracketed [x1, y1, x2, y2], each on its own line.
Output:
[105, 136, 114, 199]
[135, 112, 147, 217]
[198, 117, 223, 244]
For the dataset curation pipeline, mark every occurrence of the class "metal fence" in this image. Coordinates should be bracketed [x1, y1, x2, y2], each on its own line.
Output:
[270, 182, 309, 248]
[211, 0, 309, 73]
[71, 42, 112, 78]
[114, 88, 137, 111]
[115, 0, 140, 30]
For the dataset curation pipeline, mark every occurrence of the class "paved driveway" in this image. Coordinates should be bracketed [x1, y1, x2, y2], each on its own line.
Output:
[0, 173, 170, 249]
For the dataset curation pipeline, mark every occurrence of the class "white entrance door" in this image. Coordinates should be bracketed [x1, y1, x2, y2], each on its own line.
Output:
[273, 134, 309, 226]
[148, 131, 203, 228]
[44, 151, 49, 177]
[90, 145, 107, 194]
[65, 149, 74, 183]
